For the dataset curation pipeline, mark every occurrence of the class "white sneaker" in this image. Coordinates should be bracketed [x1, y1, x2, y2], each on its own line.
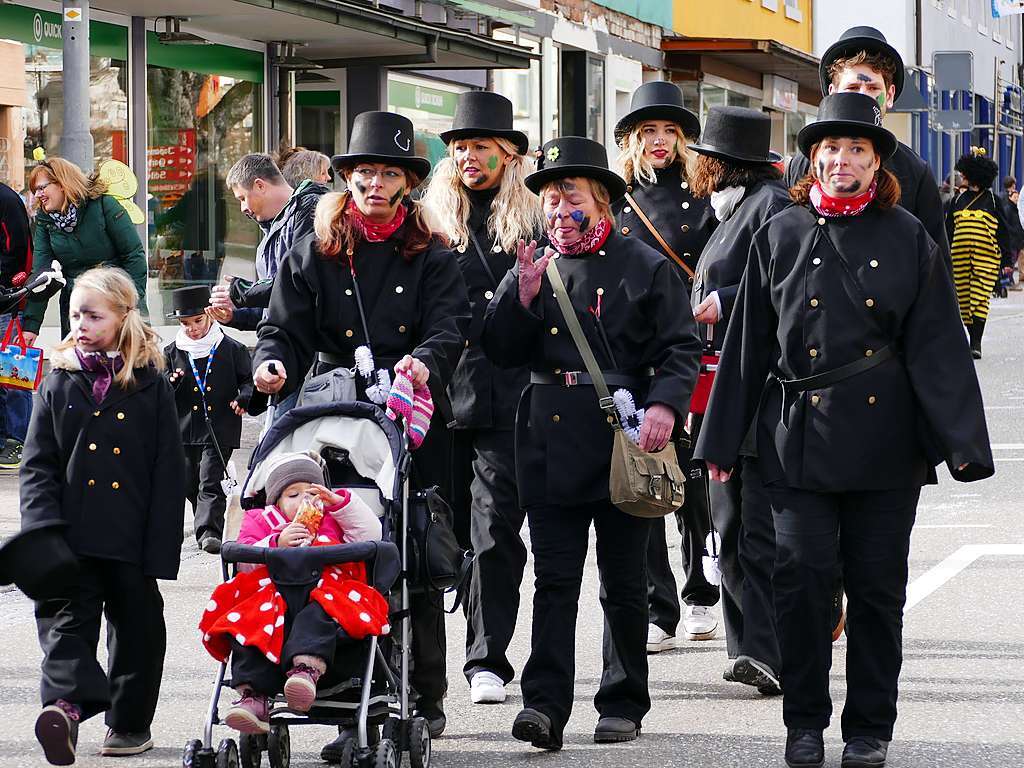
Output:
[646, 623, 676, 653]
[470, 671, 507, 704]
[682, 605, 718, 640]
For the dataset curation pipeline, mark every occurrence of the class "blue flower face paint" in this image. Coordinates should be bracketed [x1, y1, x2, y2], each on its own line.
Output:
[569, 210, 586, 224]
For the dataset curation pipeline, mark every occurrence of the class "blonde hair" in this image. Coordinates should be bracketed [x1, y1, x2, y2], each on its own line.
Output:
[420, 137, 546, 254]
[28, 157, 107, 212]
[538, 177, 614, 223]
[616, 122, 696, 186]
[55, 267, 164, 387]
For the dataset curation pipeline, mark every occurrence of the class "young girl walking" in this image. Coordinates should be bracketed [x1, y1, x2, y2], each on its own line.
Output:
[20, 267, 186, 765]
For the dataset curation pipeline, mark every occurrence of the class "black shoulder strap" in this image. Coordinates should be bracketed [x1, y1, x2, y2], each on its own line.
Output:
[466, 228, 500, 289]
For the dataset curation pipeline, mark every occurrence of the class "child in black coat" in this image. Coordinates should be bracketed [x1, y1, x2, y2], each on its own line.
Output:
[164, 286, 254, 554]
[21, 266, 185, 765]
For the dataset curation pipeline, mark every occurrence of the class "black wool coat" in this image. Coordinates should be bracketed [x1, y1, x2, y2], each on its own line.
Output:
[448, 189, 536, 431]
[695, 203, 994, 491]
[20, 351, 186, 580]
[612, 163, 717, 288]
[254, 224, 470, 412]
[786, 142, 950, 267]
[482, 230, 702, 508]
[164, 333, 254, 449]
[691, 179, 791, 352]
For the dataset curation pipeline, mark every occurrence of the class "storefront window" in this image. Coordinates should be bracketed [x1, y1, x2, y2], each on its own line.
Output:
[296, 91, 340, 156]
[587, 56, 605, 143]
[146, 39, 263, 321]
[492, 32, 541, 152]
[387, 73, 466, 180]
[784, 111, 807, 157]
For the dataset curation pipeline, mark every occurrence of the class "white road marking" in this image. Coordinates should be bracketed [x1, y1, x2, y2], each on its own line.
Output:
[915, 524, 993, 529]
[989, 443, 1024, 450]
[984, 405, 1024, 410]
[906, 544, 1024, 612]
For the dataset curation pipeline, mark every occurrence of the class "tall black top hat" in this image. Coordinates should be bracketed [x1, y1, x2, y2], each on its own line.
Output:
[797, 93, 898, 161]
[332, 111, 432, 180]
[819, 26, 905, 99]
[166, 285, 212, 319]
[614, 81, 701, 143]
[439, 92, 530, 155]
[688, 107, 782, 165]
[524, 136, 627, 201]
[0, 520, 80, 601]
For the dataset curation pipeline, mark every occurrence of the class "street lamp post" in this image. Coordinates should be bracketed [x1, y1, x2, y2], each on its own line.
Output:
[60, 0, 94, 171]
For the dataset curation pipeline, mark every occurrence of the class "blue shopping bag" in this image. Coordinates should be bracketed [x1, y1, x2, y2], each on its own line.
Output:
[0, 317, 43, 391]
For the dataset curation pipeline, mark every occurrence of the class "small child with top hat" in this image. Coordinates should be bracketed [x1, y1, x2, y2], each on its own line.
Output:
[164, 285, 256, 554]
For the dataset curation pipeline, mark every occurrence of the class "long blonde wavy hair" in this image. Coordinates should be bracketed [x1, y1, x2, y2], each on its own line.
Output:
[421, 137, 545, 254]
[55, 267, 164, 387]
[616, 122, 697, 186]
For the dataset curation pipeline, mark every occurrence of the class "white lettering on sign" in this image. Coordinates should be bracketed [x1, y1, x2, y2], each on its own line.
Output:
[34, 14, 65, 44]
[414, 86, 444, 110]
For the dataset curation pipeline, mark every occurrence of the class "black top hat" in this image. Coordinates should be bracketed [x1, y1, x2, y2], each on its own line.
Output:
[819, 26, 905, 99]
[614, 81, 701, 143]
[332, 111, 432, 180]
[797, 93, 898, 161]
[439, 92, 530, 155]
[524, 137, 627, 201]
[688, 107, 783, 165]
[0, 520, 80, 601]
[166, 285, 212, 319]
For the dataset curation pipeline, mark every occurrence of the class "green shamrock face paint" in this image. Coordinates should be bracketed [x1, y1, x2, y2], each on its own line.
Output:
[486, 154, 499, 171]
[876, 92, 887, 111]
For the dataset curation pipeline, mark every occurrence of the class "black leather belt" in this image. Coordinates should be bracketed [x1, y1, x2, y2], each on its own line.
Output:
[530, 368, 654, 388]
[317, 351, 351, 367]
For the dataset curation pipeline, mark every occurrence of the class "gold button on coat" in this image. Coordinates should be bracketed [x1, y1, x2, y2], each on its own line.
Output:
[865, 349, 874, 357]
[681, 224, 689, 232]
[870, 260, 879, 268]
[811, 395, 821, 406]
[116, 412, 125, 420]
[93, 411, 100, 417]
[624, 206, 632, 213]
[865, 299, 875, 307]
[345, 329, 354, 338]
[345, 289, 353, 296]
[810, 298, 819, 308]
[457, 245, 467, 253]
[88, 443, 97, 451]
[868, 395, 877, 405]
[550, 327, 558, 335]
[111, 482, 120, 490]
[682, 181, 689, 190]
[88, 479, 95, 487]
[552, 415, 560, 423]
[113, 447, 121, 455]
[682, 202, 690, 209]
[192, 405, 199, 411]
[395, 286, 404, 294]
[598, 250, 607, 256]
[193, 386, 199, 392]
[484, 291, 494, 300]
[399, 325, 407, 333]
[621, 226, 630, 235]
[596, 288, 605, 296]
[809, 348, 818, 358]
[817, 217, 826, 225]
[812, 257, 821, 265]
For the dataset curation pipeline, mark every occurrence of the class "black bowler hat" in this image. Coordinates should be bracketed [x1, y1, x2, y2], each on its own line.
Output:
[0, 520, 80, 601]
[524, 136, 627, 201]
[614, 81, 701, 143]
[332, 111, 432, 180]
[439, 92, 530, 155]
[819, 26, 905, 99]
[688, 107, 783, 165]
[798, 93, 898, 161]
[166, 285, 212, 319]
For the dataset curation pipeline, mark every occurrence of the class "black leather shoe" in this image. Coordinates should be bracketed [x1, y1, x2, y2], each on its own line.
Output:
[414, 702, 446, 739]
[593, 716, 640, 743]
[512, 708, 562, 751]
[841, 737, 889, 768]
[785, 728, 824, 768]
[730, 656, 783, 696]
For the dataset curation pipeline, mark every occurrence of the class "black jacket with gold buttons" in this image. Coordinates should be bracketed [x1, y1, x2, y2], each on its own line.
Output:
[448, 188, 536, 430]
[20, 349, 186, 580]
[695, 202, 994, 491]
[164, 333, 254, 449]
[612, 163, 716, 286]
[254, 225, 470, 413]
[482, 230, 701, 508]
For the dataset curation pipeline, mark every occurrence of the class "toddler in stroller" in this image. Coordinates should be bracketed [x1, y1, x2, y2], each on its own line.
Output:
[199, 451, 387, 735]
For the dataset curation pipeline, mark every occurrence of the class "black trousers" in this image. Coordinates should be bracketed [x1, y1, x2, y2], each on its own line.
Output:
[522, 500, 651, 738]
[453, 429, 527, 685]
[768, 485, 919, 741]
[231, 582, 343, 695]
[35, 557, 166, 731]
[709, 456, 780, 671]
[185, 443, 232, 542]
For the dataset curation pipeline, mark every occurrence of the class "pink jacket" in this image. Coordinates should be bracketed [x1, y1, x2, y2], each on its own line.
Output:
[238, 490, 382, 549]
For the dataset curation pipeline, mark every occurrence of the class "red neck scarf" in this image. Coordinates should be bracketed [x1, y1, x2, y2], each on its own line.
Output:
[347, 198, 407, 242]
[549, 217, 612, 255]
[810, 180, 877, 218]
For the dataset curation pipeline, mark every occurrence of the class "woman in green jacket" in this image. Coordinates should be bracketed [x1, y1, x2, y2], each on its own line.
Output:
[25, 157, 148, 341]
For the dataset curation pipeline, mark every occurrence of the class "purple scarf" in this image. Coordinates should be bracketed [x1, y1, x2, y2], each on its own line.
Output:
[75, 349, 125, 404]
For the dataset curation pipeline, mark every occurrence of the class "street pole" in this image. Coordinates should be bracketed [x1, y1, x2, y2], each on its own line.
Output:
[60, 1, 94, 171]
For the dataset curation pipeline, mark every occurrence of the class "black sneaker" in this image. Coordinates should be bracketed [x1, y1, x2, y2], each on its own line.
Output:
[785, 728, 825, 768]
[35, 703, 79, 766]
[100, 728, 154, 756]
[731, 656, 783, 696]
[512, 708, 562, 751]
[0, 439, 23, 470]
[199, 535, 222, 554]
[841, 737, 889, 768]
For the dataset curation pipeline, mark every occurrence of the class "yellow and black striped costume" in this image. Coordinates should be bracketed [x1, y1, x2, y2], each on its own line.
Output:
[948, 189, 1004, 323]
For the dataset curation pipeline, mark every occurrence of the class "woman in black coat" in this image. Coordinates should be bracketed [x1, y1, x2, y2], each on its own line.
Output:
[611, 81, 721, 652]
[253, 111, 470, 741]
[483, 136, 700, 750]
[422, 91, 545, 704]
[697, 94, 994, 768]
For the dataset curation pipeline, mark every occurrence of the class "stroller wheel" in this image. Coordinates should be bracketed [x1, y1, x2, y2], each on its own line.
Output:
[408, 718, 431, 768]
[182, 739, 204, 768]
[239, 733, 263, 768]
[370, 739, 398, 768]
[216, 738, 239, 768]
[267, 725, 290, 768]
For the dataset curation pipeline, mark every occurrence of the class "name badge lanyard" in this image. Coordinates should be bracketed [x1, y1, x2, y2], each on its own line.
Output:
[188, 343, 230, 469]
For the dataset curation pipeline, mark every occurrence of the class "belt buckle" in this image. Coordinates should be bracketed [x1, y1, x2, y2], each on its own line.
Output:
[564, 371, 579, 386]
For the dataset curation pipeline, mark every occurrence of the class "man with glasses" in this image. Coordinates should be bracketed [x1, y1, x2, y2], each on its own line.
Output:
[210, 153, 326, 329]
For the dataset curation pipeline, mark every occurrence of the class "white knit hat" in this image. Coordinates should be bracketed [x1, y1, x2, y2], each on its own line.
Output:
[264, 451, 327, 505]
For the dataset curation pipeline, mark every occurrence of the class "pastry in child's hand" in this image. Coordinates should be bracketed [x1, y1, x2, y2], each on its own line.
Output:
[294, 496, 325, 538]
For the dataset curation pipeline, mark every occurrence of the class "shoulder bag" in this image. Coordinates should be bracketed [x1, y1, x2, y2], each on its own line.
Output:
[623, 191, 695, 280]
[545, 257, 685, 518]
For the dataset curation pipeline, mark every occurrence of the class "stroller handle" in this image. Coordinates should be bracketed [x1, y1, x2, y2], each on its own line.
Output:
[220, 540, 397, 568]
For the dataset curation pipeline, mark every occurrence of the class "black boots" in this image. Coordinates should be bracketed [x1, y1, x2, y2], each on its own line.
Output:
[785, 728, 825, 768]
[841, 736, 889, 767]
[967, 319, 985, 359]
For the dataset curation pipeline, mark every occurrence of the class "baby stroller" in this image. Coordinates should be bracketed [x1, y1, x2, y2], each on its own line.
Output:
[183, 400, 432, 768]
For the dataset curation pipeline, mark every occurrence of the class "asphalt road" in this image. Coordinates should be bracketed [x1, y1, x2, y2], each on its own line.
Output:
[0, 294, 1022, 768]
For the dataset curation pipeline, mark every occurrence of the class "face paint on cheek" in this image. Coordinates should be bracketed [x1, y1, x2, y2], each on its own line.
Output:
[546, 210, 558, 224]
[816, 159, 827, 180]
[353, 181, 369, 195]
[388, 189, 404, 207]
[876, 92, 887, 110]
[569, 210, 586, 225]
[486, 154, 499, 171]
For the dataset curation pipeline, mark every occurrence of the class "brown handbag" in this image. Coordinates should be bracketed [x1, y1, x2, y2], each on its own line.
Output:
[545, 258, 685, 518]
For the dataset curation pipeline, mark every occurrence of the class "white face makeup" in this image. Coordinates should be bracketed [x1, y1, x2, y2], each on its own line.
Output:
[69, 287, 122, 352]
[813, 136, 880, 198]
[541, 177, 600, 250]
[452, 137, 509, 191]
[640, 121, 680, 169]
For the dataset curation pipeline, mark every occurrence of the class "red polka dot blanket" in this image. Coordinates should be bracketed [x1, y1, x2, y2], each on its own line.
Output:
[199, 538, 390, 665]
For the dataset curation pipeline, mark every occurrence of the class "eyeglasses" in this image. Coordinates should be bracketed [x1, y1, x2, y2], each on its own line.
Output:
[32, 181, 55, 195]
[352, 168, 404, 181]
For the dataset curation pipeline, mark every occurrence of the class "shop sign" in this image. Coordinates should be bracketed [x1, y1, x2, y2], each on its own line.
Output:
[765, 74, 798, 113]
[148, 129, 197, 205]
[388, 78, 459, 118]
[0, 4, 126, 58]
